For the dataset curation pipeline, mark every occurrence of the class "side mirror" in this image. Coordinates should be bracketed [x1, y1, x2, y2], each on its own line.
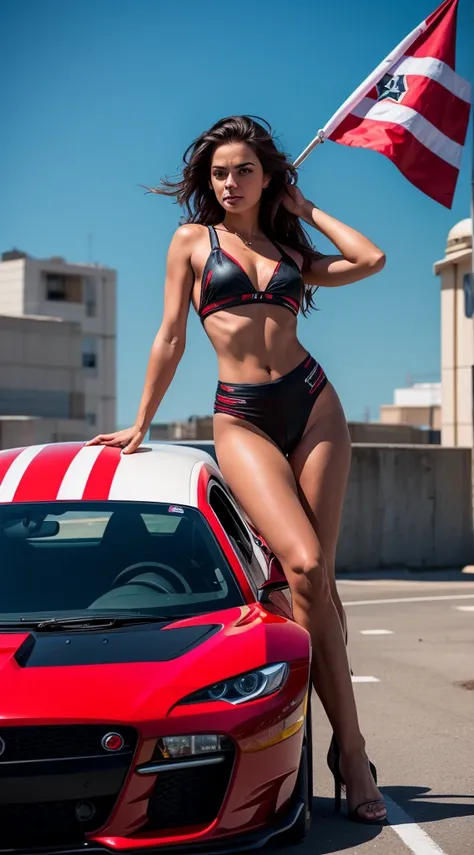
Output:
[257, 579, 289, 604]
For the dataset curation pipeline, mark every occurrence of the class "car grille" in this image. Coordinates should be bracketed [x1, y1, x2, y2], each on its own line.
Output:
[0, 724, 137, 849]
[0, 723, 136, 762]
[146, 750, 235, 831]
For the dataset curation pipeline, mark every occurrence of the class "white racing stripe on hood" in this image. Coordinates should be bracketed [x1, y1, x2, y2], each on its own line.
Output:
[0, 445, 48, 502]
[56, 445, 107, 499]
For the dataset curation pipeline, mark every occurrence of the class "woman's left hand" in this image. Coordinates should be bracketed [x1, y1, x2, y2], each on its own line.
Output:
[281, 184, 311, 217]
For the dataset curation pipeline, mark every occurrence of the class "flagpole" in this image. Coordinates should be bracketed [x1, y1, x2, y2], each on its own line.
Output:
[293, 18, 427, 168]
[292, 131, 325, 168]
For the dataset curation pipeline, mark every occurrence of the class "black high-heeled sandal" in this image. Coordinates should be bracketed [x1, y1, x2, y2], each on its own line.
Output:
[328, 734, 378, 784]
[326, 736, 387, 825]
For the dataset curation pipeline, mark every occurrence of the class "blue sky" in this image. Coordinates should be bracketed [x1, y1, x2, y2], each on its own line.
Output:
[0, 0, 472, 426]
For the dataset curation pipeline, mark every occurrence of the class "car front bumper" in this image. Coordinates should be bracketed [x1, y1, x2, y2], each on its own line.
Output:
[0, 795, 305, 855]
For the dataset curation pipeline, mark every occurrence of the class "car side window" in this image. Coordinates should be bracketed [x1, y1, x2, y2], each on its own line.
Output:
[208, 484, 252, 558]
[208, 484, 267, 590]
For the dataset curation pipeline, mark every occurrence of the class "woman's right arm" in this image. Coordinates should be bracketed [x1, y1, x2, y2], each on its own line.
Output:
[86, 225, 196, 453]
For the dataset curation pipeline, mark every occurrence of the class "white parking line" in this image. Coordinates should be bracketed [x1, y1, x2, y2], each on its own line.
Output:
[344, 594, 474, 606]
[351, 676, 380, 683]
[384, 794, 447, 855]
[454, 605, 474, 612]
[360, 629, 394, 635]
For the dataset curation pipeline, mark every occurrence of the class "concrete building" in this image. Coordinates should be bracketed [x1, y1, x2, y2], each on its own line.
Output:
[380, 381, 441, 431]
[150, 415, 214, 442]
[0, 249, 117, 433]
[0, 313, 87, 449]
[434, 218, 473, 447]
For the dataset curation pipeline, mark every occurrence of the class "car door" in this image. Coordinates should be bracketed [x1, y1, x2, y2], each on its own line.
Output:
[207, 481, 293, 619]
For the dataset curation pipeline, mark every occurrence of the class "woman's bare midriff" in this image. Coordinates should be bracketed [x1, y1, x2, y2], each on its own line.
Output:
[202, 305, 309, 383]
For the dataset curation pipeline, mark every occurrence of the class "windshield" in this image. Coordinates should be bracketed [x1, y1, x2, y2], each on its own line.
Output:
[0, 501, 244, 622]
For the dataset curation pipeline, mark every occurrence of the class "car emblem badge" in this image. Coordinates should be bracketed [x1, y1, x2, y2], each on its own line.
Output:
[101, 732, 124, 752]
[0, 737, 5, 757]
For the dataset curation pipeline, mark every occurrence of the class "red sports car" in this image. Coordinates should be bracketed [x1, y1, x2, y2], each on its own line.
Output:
[0, 441, 312, 853]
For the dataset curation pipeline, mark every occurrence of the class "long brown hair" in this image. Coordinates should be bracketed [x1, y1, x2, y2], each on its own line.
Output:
[149, 115, 323, 313]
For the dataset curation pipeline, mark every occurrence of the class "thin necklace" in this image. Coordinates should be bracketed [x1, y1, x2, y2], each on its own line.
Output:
[234, 231, 253, 247]
[217, 226, 253, 247]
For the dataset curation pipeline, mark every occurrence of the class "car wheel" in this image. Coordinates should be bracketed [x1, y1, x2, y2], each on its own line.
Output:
[283, 690, 313, 843]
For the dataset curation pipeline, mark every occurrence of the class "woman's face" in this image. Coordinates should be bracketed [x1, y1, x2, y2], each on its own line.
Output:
[210, 141, 270, 214]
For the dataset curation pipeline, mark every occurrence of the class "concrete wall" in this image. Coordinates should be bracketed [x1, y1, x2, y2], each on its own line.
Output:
[171, 439, 473, 572]
[0, 417, 92, 450]
[348, 422, 440, 444]
[336, 444, 473, 571]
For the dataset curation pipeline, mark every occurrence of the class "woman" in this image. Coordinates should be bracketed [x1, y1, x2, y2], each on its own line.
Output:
[87, 115, 387, 824]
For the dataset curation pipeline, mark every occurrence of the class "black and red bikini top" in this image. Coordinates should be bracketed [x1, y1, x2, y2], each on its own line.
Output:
[198, 225, 304, 322]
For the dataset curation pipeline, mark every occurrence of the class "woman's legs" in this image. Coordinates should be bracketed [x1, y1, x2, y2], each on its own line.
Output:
[288, 384, 385, 813]
[289, 382, 351, 640]
[214, 413, 385, 820]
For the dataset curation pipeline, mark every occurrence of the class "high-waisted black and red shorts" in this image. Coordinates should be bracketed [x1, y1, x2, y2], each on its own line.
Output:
[214, 353, 327, 456]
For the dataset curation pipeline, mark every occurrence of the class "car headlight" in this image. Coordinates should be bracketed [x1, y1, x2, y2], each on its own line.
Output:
[180, 662, 289, 705]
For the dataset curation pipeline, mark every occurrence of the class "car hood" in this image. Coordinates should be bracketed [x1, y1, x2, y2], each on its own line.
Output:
[0, 605, 307, 725]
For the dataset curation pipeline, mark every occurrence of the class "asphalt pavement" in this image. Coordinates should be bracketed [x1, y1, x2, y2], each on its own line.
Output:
[288, 570, 474, 855]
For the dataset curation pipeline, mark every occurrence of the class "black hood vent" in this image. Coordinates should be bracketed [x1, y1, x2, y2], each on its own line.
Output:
[14, 623, 220, 668]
